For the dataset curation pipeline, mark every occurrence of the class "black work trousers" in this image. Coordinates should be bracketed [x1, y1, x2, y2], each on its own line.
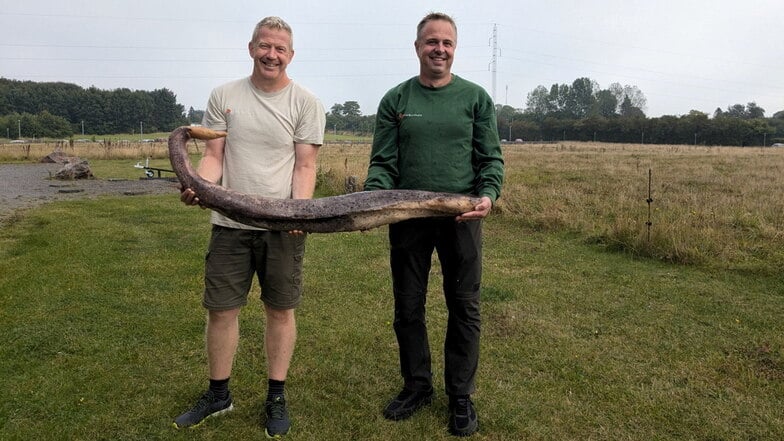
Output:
[388, 217, 482, 397]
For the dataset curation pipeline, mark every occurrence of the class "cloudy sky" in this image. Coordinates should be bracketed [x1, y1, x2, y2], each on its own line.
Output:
[2, 0, 782, 118]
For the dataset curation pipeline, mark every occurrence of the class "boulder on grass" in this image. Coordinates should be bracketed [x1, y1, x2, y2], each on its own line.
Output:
[55, 160, 94, 180]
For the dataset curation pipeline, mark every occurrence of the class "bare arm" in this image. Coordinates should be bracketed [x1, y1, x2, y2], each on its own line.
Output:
[287, 142, 320, 234]
[180, 137, 225, 206]
[291, 142, 320, 199]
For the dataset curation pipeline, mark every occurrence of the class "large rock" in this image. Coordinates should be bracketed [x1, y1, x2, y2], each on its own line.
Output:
[41, 151, 75, 164]
[55, 160, 94, 180]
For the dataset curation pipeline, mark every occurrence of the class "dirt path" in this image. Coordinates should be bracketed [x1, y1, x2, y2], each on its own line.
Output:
[0, 163, 180, 225]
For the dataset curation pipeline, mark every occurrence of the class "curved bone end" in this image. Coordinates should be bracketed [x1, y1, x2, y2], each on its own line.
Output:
[187, 126, 228, 140]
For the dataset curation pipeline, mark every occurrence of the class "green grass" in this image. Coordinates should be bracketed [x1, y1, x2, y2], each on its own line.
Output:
[87, 158, 178, 180]
[1, 195, 782, 440]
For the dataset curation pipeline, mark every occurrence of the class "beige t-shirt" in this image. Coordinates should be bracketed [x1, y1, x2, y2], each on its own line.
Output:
[202, 77, 326, 229]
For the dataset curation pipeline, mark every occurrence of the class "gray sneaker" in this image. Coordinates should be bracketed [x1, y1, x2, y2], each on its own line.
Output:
[264, 395, 291, 438]
[173, 390, 234, 429]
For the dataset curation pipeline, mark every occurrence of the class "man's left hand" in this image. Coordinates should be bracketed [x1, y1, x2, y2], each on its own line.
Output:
[456, 196, 493, 221]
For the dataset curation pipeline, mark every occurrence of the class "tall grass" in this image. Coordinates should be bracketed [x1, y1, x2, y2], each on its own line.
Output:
[496, 142, 784, 273]
[0, 133, 369, 162]
[0, 138, 176, 162]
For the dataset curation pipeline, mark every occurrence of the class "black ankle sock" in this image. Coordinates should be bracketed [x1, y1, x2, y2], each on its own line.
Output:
[267, 379, 285, 400]
[209, 378, 230, 400]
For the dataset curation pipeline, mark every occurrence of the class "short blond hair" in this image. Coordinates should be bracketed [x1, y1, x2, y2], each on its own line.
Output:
[250, 16, 294, 49]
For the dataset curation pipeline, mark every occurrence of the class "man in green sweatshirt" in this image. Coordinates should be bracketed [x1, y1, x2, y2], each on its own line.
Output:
[364, 12, 504, 437]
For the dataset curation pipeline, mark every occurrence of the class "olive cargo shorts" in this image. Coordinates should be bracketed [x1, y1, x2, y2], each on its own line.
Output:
[203, 225, 306, 311]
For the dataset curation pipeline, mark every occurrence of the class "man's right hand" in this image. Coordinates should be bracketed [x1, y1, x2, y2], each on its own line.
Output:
[180, 187, 202, 207]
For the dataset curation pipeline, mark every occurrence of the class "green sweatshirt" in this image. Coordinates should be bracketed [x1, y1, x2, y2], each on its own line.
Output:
[364, 75, 504, 202]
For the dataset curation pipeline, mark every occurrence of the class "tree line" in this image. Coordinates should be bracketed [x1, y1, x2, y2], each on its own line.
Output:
[325, 101, 375, 136]
[496, 77, 784, 146]
[0, 78, 187, 138]
[498, 107, 782, 146]
[2, 77, 783, 146]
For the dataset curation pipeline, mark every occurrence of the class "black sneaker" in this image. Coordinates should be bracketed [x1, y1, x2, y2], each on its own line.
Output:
[382, 387, 434, 421]
[264, 395, 291, 438]
[449, 396, 478, 437]
[173, 390, 234, 429]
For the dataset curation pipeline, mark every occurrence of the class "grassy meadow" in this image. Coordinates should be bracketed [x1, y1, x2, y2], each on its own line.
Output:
[0, 139, 783, 440]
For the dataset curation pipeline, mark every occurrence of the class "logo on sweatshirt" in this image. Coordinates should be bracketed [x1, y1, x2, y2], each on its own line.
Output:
[397, 113, 423, 121]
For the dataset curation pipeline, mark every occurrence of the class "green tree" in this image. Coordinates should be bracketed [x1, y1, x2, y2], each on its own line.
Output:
[746, 102, 765, 119]
[36, 110, 73, 138]
[725, 103, 747, 118]
[326, 101, 370, 134]
[149, 88, 186, 131]
[682, 110, 709, 144]
[512, 119, 541, 141]
[0, 79, 188, 135]
[330, 103, 344, 116]
[592, 89, 618, 118]
[0, 79, 10, 114]
[341, 101, 361, 117]
[495, 104, 517, 140]
[566, 77, 596, 119]
[524, 85, 552, 121]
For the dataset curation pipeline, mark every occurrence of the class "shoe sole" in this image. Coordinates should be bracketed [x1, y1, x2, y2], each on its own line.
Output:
[265, 427, 290, 438]
[383, 395, 433, 421]
[450, 417, 479, 436]
[172, 403, 235, 429]
[450, 423, 479, 437]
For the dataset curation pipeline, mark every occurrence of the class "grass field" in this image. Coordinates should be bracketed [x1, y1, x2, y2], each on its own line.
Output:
[1, 141, 783, 440]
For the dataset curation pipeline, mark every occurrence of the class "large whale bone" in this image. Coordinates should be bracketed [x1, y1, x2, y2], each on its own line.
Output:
[168, 126, 481, 233]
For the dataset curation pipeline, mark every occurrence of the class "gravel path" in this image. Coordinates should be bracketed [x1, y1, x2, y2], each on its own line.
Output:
[0, 163, 180, 225]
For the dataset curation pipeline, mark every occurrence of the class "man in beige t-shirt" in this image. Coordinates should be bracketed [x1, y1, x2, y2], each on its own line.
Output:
[174, 16, 325, 438]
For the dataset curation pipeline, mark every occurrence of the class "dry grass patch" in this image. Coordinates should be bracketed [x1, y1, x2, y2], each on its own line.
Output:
[498, 142, 784, 271]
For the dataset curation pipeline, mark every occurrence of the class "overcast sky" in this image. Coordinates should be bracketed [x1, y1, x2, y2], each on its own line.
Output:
[2, 0, 783, 119]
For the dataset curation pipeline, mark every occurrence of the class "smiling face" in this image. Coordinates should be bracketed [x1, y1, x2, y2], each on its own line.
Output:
[415, 18, 456, 87]
[248, 26, 294, 91]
